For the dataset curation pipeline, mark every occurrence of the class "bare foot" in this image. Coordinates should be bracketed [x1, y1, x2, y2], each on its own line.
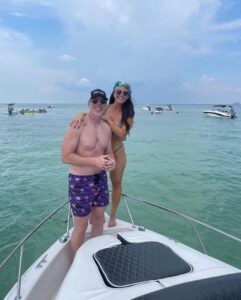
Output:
[108, 217, 117, 228]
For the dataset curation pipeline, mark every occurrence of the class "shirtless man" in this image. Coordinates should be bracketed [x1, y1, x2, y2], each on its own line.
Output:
[61, 89, 116, 255]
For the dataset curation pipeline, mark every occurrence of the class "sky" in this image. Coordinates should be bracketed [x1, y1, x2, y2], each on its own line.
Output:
[1, 0, 241, 104]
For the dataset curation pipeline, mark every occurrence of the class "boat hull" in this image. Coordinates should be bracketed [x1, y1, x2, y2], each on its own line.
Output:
[203, 111, 235, 118]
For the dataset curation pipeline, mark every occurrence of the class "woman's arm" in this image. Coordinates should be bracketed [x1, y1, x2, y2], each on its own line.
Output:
[104, 115, 133, 139]
[70, 112, 87, 129]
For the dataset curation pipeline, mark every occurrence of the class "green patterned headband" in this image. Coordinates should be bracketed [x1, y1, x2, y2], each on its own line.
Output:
[113, 81, 132, 94]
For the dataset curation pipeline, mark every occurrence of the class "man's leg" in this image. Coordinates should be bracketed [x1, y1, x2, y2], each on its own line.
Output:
[70, 215, 89, 256]
[91, 206, 106, 237]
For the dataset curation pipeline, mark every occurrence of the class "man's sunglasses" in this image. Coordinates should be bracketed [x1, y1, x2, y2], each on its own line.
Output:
[91, 98, 108, 105]
[115, 89, 129, 96]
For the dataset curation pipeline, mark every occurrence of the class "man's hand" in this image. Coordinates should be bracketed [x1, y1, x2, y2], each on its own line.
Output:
[103, 156, 116, 172]
[93, 155, 111, 170]
[93, 155, 116, 171]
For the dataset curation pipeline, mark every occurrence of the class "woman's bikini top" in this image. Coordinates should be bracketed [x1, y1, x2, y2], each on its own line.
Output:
[111, 121, 127, 141]
[105, 106, 126, 141]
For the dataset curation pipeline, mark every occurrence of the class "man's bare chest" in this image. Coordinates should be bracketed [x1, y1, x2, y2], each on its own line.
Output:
[78, 125, 109, 152]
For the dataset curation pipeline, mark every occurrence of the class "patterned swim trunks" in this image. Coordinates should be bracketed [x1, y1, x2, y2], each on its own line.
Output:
[69, 171, 109, 217]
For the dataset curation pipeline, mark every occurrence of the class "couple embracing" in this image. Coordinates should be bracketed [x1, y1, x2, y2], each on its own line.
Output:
[61, 81, 135, 255]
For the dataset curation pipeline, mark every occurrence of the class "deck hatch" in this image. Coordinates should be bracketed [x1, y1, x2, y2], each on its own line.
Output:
[93, 241, 192, 287]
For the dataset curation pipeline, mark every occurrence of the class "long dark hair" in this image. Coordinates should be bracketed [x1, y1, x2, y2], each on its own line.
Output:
[109, 90, 135, 134]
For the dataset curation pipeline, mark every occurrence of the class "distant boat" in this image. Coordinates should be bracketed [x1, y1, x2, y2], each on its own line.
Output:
[163, 104, 173, 111]
[19, 108, 35, 115]
[153, 107, 163, 114]
[7, 103, 18, 115]
[203, 105, 236, 119]
[35, 108, 47, 113]
[142, 105, 151, 111]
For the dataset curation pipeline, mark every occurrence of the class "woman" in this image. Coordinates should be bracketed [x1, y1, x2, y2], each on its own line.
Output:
[71, 81, 135, 227]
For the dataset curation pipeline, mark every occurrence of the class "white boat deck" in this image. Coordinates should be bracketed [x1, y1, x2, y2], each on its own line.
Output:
[3, 211, 241, 300]
[56, 225, 240, 300]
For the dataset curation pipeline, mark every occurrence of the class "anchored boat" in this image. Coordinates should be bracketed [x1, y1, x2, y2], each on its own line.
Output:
[163, 104, 173, 111]
[203, 105, 236, 119]
[7, 103, 18, 115]
[153, 107, 164, 114]
[142, 105, 151, 111]
[1, 193, 241, 300]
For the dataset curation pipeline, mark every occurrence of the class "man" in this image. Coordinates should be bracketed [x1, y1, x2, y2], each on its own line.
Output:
[61, 89, 116, 255]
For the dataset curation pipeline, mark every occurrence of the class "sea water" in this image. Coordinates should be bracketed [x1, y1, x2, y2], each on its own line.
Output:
[0, 103, 241, 297]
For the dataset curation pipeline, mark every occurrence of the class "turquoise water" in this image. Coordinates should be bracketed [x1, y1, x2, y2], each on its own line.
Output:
[0, 103, 241, 297]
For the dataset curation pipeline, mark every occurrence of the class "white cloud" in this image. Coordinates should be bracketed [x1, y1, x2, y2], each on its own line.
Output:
[78, 77, 90, 86]
[0, 27, 88, 102]
[58, 54, 76, 61]
[6, 0, 54, 7]
[0, 27, 32, 51]
[1, 0, 241, 103]
[11, 12, 27, 17]
[210, 19, 241, 31]
[181, 74, 241, 95]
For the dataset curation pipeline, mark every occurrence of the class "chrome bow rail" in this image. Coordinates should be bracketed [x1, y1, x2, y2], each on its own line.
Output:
[0, 200, 71, 300]
[1, 193, 241, 300]
[122, 193, 241, 247]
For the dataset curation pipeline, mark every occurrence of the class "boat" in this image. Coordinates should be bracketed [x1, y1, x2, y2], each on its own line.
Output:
[19, 108, 35, 115]
[153, 107, 163, 114]
[203, 105, 236, 119]
[1, 193, 241, 300]
[163, 104, 173, 111]
[35, 108, 47, 113]
[7, 103, 18, 115]
[142, 105, 151, 111]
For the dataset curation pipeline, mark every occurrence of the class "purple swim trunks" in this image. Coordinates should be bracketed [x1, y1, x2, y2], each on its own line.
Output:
[69, 171, 109, 217]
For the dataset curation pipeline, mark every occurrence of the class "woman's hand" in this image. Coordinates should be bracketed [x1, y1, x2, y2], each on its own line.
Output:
[70, 112, 86, 129]
[102, 114, 114, 127]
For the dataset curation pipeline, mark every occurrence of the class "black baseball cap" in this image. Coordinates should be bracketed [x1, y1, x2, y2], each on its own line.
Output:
[90, 89, 108, 100]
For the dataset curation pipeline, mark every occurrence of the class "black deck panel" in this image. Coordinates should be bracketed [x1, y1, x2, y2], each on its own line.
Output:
[132, 272, 241, 300]
[93, 241, 192, 287]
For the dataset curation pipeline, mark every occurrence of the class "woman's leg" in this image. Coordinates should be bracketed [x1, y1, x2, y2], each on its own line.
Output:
[108, 148, 126, 227]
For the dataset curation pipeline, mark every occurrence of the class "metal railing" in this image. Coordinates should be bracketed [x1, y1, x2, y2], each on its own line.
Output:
[0, 200, 71, 300]
[1, 193, 241, 299]
[122, 193, 241, 254]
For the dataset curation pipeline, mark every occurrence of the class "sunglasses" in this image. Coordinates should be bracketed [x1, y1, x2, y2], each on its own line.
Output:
[91, 98, 107, 105]
[115, 89, 129, 96]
